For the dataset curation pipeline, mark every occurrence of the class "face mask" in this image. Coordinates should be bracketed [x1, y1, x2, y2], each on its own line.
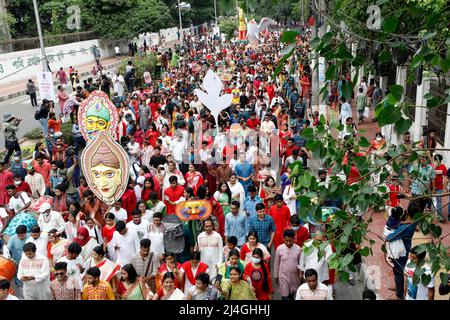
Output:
[251, 257, 261, 264]
[320, 177, 326, 182]
[14, 180, 21, 186]
[292, 226, 300, 231]
[376, 137, 382, 142]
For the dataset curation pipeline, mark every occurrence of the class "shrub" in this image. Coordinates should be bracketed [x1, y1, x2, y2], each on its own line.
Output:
[118, 52, 157, 87]
[61, 122, 74, 145]
[219, 17, 238, 41]
[23, 128, 43, 140]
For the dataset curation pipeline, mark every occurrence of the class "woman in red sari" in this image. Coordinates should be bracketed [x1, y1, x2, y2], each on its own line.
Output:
[156, 253, 183, 291]
[101, 213, 116, 252]
[184, 164, 204, 196]
[197, 185, 225, 238]
[146, 123, 160, 147]
[279, 122, 292, 156]
[134, 124, 145, 147]
[148, 96, 160, 119]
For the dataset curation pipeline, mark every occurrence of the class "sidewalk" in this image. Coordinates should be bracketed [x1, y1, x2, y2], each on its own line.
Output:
[0, 56, 122, 102]
[328, 105, 450, 300]
[0, 38, 181, 102]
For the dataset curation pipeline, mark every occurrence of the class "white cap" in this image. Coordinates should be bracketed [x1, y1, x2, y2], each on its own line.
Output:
[38, 202, 51, 213]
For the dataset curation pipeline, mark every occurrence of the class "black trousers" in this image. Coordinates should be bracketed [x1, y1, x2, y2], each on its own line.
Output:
[3, 140, 21, 165]
[30, 92, 37, 106]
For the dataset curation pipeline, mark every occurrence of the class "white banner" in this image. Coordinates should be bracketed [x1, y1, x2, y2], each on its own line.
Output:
[37, 71, 56, 102]
[318, 57, 325, 82]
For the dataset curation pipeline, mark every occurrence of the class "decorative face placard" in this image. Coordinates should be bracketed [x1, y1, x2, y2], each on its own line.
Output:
[78, 90, 118, 142]
[175, 200, 212, 221]
[81, 131, 130, 205]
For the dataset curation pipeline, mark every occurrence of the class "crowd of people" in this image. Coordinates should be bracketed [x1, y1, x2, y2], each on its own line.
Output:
[1, 21, 448, 301]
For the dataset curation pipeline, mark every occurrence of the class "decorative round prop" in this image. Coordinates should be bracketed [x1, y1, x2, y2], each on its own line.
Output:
[175, 200, 212, 221]
[0, 256, 17, 281]
[81, 131, 130, 205]
[78, 90, 118, 142]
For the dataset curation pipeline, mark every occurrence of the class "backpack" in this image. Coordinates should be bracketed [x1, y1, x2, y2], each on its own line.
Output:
[162, 215, 185, 254]
[34, 109, 41, 120]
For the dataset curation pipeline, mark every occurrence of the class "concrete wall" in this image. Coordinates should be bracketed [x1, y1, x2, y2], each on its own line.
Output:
[0, 39, 127, 86]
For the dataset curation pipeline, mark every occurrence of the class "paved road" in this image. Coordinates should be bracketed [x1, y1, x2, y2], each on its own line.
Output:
[0, 67, 118, 141]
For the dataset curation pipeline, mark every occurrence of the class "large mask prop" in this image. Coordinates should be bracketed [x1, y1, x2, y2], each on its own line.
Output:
[79, 91, 129, 205]
[81, 131, 130, 205]
[78, 90, 118, 142]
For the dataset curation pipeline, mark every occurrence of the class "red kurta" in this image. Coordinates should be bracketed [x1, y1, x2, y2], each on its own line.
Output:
[0, 170, 13, 206]
[269, 205, 291, 249]
[164, 185, 185, 215]
[121, 189, 137, 222]
[244, 262, 273, 300]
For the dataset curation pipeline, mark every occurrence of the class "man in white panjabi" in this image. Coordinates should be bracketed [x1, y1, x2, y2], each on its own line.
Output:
[108, 221, 140, 266]
[37, 202, 65, 235]
[197, 219, 223, 281]
[24, 225, 48, 259]
[227, 174, 245, 211]
[299, 232, 333, 284]
[17, 242, 51, 300]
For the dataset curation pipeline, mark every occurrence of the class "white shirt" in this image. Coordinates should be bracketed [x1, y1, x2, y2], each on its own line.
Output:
[58, 255, 84, 289]
[115, 46, 120, 54]
[126, 220, 149, 240]
[405, 261, 434, 300]
[145, 223, 164, 256]
[295, 282, 333, 300]
[197, 231, 223, 279]
[170, 139, 187, 163]
[110, 207, 128, 222]
[260, 120, 275, 134]
[299, 240, 333, 283]
[38, 210, 66, 234]
[339, 102, 353, 123]
[24, 234, 48, 258]
[8, 192, 31, 213]
[163, 170, 185, 191]
[227, 181, 245, 210]
[108, 229, 141, 266]
[5, 294, 20, 300]
[25, 173, 46, 198]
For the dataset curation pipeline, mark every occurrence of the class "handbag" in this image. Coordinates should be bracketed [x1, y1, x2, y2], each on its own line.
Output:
[144, 252, 156, 292]
[26, 90, 30, 95]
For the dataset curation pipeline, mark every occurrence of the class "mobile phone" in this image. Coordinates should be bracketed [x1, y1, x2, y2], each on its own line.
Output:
[215, 274, 223, 286]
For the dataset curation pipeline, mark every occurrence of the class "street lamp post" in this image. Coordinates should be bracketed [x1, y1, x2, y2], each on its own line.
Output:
[177, 0, 183, 47]
[32, 0, 49, 72]
[214, 0, 218, 27]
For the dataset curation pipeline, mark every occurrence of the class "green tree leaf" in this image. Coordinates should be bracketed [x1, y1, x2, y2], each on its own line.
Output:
[281, 30, 299, 44]
[383, 17, 398, 33]
[394, 118, 413, 135]
[389, 84, 404, 102]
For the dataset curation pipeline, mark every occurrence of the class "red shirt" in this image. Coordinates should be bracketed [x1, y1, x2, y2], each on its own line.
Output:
[283, 144, 300, 159]
[0, 170, 13, 206]
[293, 225, 310, 247]
[269, 205, 291, 249]
[433, 164, 447, 190]
[164, 185, 185, 215]
[244, 263, 273, 300]
[32, 160, 51, 187]
[387, 184, 401, 207]
[246, 118, 260, 129]
[121, 189, 137, 222]
[16, 181, 32, 195]
[102, 225, 116, 243]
